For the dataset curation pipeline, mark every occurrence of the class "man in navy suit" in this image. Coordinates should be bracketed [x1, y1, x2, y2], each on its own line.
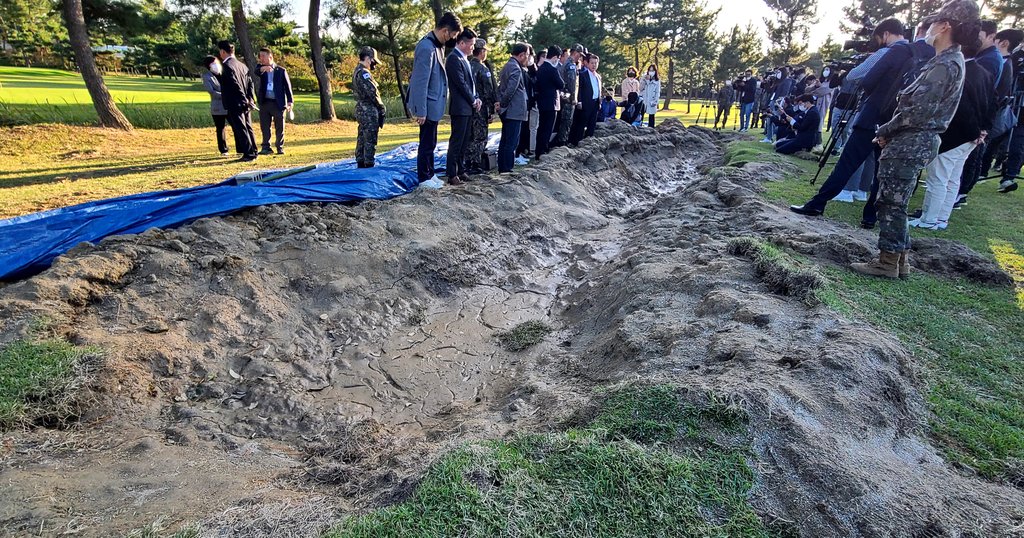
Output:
[444, 28, 482, 185]
[569, 54, 602, 146]
[257, 48, 294, 155]
[534, 45, 565, 159]
[775, 94, 821, 155]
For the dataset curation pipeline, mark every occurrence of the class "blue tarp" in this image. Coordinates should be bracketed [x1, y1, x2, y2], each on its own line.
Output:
[1, 136, 495, 282]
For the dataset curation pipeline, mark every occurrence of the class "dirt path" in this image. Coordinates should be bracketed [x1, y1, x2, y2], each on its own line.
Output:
[1, 122, 1021, 537]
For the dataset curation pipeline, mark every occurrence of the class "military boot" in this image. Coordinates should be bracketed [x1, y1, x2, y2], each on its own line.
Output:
[850, 251, 900, 279]
[898, 251, 911, 280]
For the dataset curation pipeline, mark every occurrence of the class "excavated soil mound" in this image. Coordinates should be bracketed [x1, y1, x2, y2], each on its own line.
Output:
[0, 121, 1020, 537]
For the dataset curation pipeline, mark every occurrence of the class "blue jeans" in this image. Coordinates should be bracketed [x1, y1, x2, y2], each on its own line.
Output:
[740, 102, 754, 130]
[498, 116, 522, 172]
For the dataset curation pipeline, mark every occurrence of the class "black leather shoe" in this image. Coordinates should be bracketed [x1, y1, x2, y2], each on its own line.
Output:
[860, 221, 876, 230]
[789, 204, 823, 216]
[259, 148, 273, 155]
[237, 155, 257, 162]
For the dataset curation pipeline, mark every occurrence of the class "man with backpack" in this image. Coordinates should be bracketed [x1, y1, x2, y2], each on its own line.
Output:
[790, 19, 935, 219]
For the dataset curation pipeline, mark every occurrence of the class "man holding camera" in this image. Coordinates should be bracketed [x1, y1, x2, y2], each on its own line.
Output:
[775, 94, 821, 155]
[791, 19, 934, 217]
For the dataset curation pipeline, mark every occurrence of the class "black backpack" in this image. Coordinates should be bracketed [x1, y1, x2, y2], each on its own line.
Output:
[878, 42, 931, 124]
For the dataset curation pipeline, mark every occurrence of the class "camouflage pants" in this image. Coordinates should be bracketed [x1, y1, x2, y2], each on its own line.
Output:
[467, 110, 490, 169]
[355, 104, 380, 165]
[556, 105, 574, 145]
[875, 152, 935, 253]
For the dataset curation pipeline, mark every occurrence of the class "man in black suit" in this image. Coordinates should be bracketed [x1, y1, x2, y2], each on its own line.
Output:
[569, 54, 602, 146]
[216, 40, 257, 162]
[534, 45, 565, 159]
[256, 47, 294, 155]
[444, 28, 482, 185]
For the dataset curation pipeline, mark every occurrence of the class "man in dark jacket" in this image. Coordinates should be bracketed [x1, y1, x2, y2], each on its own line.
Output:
[569, 54, 602, 145]
[216, 40, 257, 162]
[534, 45, 565, 159]
[738, 70, 757, 131]
[256, 48, 294, 155]
[408, 12, 462, 184]
[444, 28, 482, 185]
[791, 19, 935, 217]
[775, 94, 821, 154]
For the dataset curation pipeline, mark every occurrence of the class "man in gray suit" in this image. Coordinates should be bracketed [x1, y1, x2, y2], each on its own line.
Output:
[497, 43, 530, 173]
[444, 28, 482, 185]
[408, 12, 463, 183]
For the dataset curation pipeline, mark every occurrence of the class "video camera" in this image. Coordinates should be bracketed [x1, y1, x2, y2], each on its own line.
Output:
[843, 18, 877, 54]
[825, 53, 872, 74]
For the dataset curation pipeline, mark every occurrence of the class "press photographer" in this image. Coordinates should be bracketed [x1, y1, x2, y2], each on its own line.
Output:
[774, 94, 821, 155]
[790, 18, 935, 219]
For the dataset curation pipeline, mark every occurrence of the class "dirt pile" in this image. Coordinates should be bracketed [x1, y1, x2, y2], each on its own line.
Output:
[0, 121, 1020, 536]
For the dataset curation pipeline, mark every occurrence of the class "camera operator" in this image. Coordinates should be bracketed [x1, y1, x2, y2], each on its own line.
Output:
[714, 79, 736, 129]
[851, 0, 979, 279]
[791, 18, 936, 217]
[775, 94, 821, 155]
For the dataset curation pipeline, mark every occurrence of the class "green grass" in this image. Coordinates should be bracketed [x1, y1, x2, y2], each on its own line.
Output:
[0, 338, 101, 430]
[726, 237, 827, 305]
[0, 66, 403, 128]
[495, 321, 553, 352]
[327, 384, 782, 538]
[728, 139, 1024, 484]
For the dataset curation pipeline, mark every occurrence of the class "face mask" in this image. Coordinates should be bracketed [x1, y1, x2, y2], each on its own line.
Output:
[628, 72, 636, 78]
[210, 63, 222, 75]
[925, 25, 938, 46]
[648, 70, 655, 76]
[822, 68, 830, 78]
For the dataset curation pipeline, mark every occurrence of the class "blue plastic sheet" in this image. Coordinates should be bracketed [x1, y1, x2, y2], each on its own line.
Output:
[0, 135, 496, 282]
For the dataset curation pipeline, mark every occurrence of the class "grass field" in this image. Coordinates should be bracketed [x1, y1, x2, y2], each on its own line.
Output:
[0, 65, 718, 129]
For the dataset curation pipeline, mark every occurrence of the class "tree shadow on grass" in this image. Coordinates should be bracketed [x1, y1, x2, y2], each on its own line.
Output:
[0, 155, 228, 190]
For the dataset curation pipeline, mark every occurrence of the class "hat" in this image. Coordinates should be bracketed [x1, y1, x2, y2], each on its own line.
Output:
[921, 0, 980, 26]
[474, 38, 488, 50]
[358, 46, 379, 66]
[571, 44, 584, 53]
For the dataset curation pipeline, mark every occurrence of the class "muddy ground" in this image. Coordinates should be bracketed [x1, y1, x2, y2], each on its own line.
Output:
[1, 121, 1022, 537]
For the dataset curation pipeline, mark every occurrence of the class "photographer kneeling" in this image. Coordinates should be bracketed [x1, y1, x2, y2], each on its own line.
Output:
[775, 94, 821, 155]
[851, 0, 979, 279]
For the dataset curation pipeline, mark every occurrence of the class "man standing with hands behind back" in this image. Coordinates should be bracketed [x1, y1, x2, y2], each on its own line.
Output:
[408, 12, 463, 184]
[257, 48, 294, 155]
[216, 40, 257, 162]
[444, 28, 482, 185]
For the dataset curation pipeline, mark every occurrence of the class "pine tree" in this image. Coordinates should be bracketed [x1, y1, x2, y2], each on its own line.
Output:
[714, 24, 763, 82]
[762, 0, 817, 66]
[991, 0, 1024, 24]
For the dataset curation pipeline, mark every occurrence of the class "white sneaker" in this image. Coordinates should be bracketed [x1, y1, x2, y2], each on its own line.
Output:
[514, 156, 529, 166]
[936, 221, 948, 230]
[419, 176, 445, 189]
[910, 219, 940, 229]
[832, 190, 855, 203]
[853, 190, 869, 201]
[761, 137, 772, 144]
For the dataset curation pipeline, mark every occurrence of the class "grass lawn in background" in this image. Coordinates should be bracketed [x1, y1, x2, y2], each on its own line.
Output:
[726, 140, 1024, 483]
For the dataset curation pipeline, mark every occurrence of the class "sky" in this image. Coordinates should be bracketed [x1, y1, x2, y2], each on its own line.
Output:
[274, 0, 849, 50]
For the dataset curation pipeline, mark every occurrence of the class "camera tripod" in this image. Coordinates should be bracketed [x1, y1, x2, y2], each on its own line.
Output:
[811, 82, 863, 185]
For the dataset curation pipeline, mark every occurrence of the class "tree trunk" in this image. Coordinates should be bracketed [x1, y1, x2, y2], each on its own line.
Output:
[388, 24, 410, 118]
[308, 0, 336, 121]
[664, 57, 674, 110]
[61, 0, 132, 130]
[429, 0, 444, 24]
[633, 46, 639, 70]
[230, 0, 260, 90]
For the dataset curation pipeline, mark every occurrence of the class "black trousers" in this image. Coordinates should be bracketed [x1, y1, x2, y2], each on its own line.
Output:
[417, 119, 439, 181]
[957, 142, 986, 196]
[213, 114, 229, 154]
[536, 109, 557, 158]
[647, 114, 655, 128]
[446, 114, 472, 178]
[516, 113, 531, 156]
[569, 102, 598, 145]
[805, 126, 877, 212]
[259, 99, 286, 150]
[227, 109, 257, 158]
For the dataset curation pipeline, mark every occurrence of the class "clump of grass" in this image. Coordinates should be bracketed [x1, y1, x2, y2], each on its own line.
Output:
[0, 339, 102, 430]
[495, 321, 552, 352]
[728, 237, 826, 305]
[126, 518, 199, 538]
[592, 384, 747, 444]
[327, 384, 775, 538]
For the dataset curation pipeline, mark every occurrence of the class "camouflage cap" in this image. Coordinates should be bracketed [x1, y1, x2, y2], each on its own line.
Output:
[474, 38, 488, 50]
[571, 44, 584, 53]
[358, 46, 379, 63]
[921, 0, 980, 25]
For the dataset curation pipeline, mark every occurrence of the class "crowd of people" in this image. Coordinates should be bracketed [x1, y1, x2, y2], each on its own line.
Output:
[710, 0, 1018, 279]
[198, 13, 659, 185]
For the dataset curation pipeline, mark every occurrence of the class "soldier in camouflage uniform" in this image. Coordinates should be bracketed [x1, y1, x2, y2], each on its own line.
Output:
[353, 46, 386, 168]
[852, 0, 979, 279]
[556, 44, 583, 147]
[468, 38, 498, 173]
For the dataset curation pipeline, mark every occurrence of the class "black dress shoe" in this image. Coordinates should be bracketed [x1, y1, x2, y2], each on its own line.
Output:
[789, 204, 823, 216]
[276, 148, 285, 155]
[259, 148, 273, 155]
[237, 155, 257, 162]
[860, 221, 876, 230]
